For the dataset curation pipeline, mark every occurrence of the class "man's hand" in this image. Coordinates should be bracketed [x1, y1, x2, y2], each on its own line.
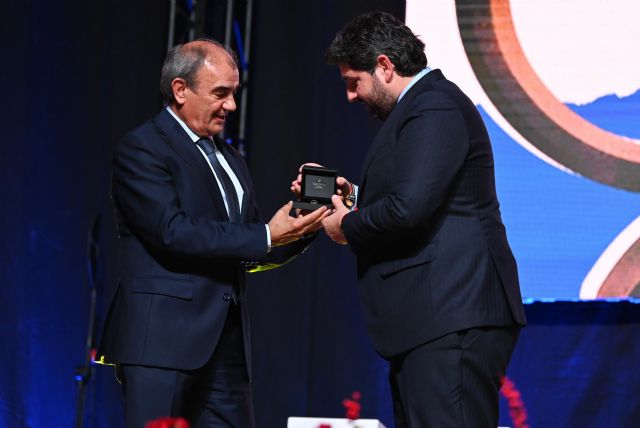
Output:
[291, 163, 353, 199]
[268, 201, 330, 246]
[322, 195, 350, 245]
[290, 162, 322, 198]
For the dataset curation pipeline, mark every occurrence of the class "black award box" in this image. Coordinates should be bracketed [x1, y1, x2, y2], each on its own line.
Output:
[292, 165, 337, 211]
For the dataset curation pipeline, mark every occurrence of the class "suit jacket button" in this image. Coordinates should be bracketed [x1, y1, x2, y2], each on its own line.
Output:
[223, 293, 232, 302]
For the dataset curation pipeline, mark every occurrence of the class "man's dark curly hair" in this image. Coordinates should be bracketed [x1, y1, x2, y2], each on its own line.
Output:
[325, 11, 427, 76]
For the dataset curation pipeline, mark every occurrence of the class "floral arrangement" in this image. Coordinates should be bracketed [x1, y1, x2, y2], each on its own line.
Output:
[342, 391, 362, 420]
[500, 376, 529, 428]
[145, 417, 189, 428]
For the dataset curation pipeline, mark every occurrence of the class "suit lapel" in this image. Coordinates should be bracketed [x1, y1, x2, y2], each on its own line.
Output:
[358, 69, 445, 197]
[153, 109, 229, 220]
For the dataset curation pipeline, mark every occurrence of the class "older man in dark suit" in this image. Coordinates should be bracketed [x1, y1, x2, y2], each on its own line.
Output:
[311, 11, 526, 428]
[98, 39, 328, 428]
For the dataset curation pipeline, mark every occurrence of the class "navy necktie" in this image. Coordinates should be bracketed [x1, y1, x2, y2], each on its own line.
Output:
[196, 138, 241, 222]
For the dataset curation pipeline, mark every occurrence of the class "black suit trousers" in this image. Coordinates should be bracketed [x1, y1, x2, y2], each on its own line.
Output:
[118, 303, 253, 428]
[389, 325, 520, 428]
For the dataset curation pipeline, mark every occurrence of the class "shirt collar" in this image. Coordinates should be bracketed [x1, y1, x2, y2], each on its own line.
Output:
[166, 106, 201, 143]
[397, 66, 432, 103]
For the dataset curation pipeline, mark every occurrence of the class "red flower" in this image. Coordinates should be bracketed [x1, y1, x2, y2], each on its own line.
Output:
[500, 377, 529, 428]
[145, 417, 189, 428]
[342, 391, 362, 420]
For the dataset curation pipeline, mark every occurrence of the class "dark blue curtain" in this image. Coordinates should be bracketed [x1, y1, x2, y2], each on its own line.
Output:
[1, 1, 169, 426]
[245, 1, 403, 426]
[0, 1, 402, 426]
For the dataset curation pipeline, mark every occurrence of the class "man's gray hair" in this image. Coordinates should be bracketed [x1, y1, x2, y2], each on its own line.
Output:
[160, 39, 239, 105]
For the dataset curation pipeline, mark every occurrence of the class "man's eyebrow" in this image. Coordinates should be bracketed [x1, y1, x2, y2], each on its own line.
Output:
[212, 83, 242, 92]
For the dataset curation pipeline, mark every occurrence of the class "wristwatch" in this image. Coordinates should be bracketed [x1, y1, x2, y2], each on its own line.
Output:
[343, 182, 356, 209]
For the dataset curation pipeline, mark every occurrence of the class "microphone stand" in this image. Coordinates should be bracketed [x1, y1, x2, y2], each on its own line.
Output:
[75, 215, 101, 428]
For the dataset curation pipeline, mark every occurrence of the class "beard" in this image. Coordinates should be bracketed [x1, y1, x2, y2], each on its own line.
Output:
[365, 76, 396, 120]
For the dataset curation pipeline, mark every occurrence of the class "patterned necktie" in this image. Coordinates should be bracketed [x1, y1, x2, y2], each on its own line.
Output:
[196, 138, 241, 222]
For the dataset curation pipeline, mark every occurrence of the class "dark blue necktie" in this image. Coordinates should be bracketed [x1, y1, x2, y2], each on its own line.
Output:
[196, 138, 241, 222]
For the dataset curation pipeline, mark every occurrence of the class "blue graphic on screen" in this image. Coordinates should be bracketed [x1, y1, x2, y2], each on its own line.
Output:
[489, 90, 640, 299]
[406, 1, 640, 299]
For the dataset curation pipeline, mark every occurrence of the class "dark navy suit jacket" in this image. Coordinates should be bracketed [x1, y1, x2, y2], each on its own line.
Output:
[98, 108, 311, 372]
[342, 69, 526, 358]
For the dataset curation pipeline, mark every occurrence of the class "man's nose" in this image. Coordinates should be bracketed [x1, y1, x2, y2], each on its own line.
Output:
[346, 90, 358, 103]
[224, 96, 237, 111]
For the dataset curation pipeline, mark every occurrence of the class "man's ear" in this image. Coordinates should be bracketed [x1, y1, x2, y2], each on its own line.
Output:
[171, 78, 188, 106]
[376, 55, 395, 83]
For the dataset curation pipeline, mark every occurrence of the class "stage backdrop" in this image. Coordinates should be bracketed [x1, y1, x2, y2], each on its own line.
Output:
[406, 0, 640, 299]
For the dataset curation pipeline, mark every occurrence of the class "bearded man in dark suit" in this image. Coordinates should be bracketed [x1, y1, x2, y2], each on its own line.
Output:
[308, 11, 526, 428]
[98, 39, 328, 428]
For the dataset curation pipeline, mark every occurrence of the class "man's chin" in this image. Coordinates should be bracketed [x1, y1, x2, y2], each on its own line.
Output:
[366, 105, 390, 121]
[207, 124, 225, 135]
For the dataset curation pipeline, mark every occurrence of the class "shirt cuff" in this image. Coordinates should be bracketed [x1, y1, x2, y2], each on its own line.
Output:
[265, 224, 272, 253]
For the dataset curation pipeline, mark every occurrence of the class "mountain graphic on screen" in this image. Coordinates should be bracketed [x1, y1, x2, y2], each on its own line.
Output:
[567, 90, 640, 139]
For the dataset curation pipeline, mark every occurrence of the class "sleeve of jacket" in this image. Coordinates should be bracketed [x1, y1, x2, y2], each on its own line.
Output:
[112, 133, 268, 261]
[342, 91, 469, 254]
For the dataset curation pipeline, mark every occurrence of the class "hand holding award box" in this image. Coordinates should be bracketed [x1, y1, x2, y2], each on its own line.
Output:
[292, 165, 338, 211]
